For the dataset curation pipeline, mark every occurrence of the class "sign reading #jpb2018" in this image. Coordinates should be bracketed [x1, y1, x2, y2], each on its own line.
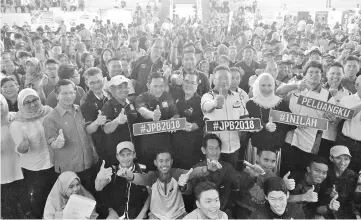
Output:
[205, 119, 262, 132]
[133, 118, 186, 136]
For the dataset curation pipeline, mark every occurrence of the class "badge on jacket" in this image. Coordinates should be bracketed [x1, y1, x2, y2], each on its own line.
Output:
[162, 101, 168, 108]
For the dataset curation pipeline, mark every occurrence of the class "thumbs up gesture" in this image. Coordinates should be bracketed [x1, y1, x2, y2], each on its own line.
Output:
[18, 133, 31, 154]
[266, 117, 277, 132]
[207, 159, 222, 172]
[330, 184, 338, 198]
[117, 108, 127, 125]
[153, 105, 161, 121]
[96, 160, 113, 181]
[96, 110, 107, 126]
[283, 171, 295, 190]
[303, 185, 318, 202]
[329, 194, 340, 211]
[53, 129, 65, 149]
[178, 168, 193, 187]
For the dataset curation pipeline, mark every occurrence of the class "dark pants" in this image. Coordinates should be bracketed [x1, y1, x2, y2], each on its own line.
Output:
[220, 149, 239, 169]
[21, 167, 57, 219]
[337, 134, 361, 173]
[281, 142, 313, 177]
[1, 180, 24, 219]
[318, 138, 335, 161]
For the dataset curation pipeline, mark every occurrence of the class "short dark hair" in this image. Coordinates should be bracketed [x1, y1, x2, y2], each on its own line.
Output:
[308, 155, 328, 168]
[151, 37, 164, 46]
[155, 149, 173, 160]
[1, 76, 18, 87]
[44, 58, 59, 66]
[303, 60, 323, 75]
[17, 50, 31, 59]
[55, 79, 76, 94]
[80, 52, 92, 64]
[84, 67, 102, 79]
[264, 176, 288, 196]
[213, 65, 231, 75]
[107, 57, 120, 66]
[230, 67, 244, 77]
[327, 62, 344, 73]
[32, 35, 42, 42]
[345, 55, 360, 64]
[257, 148, 278, 156]
[14, 33, 23, 39]
[195, 181, 218, 201]
[58, 64, 77, 80]
[202, 133, 222, 149]
[147, 71, 165, 84]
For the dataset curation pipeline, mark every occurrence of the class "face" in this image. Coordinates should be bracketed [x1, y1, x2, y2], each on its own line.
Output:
[218, 58, 229, 67]
[65, 178, 81, 198]
[148, 77, 165, 98]
[23, 95, 40, 113]
[68, 37, 76, 47]
[204, 51, 213, 62]
[19, 56, 30, 66]
[34, 40, 43, 50]
[108, 60, 122, 78]
[120, 60, 129, 72]
[230, 70, 241, 89]
[310, 54, 322, 62]
[70, 70, 80, 85]
[25, 62, 37, 75]
[266, 63, 278, 79]
[57, 84, 76, 106]
[229, 48, 237, 60]
[3, 60, 15, 73]
[45, 63, 59, 79]
[150, 40, 164, 60]
[1, 81, 19, 100]
[116, 148, 136, 168]
[103, 50, 113, 63]
[253, 39, 262, 50]
[87, 73, 103, 93]
[202, 139, 221, 161]
[111, 82, 129, 100]
[331, 155, 351, 172]
[266, 191, 288, 216]
[95, 38, 103, 48]
[154, 152, 173, 174]
[84, 55, 94, 68]
[259, 76, 274, 97]
[59, 57, 70, 65]
[183, 74, 198, 95]
[196, 190, 221, 219]
[183, 53, 197, 71]
[243, 49, 254, 60]
[327, 66, 343, 86]
[52, 46, 62, 58]
[200, 62, 209, 74]
[345, 60, 360, 77]
[307, 162, 328, 184]
[257, 151, 277, 172]
[306, 67, 322, 85]
[213, 70, 231, 91]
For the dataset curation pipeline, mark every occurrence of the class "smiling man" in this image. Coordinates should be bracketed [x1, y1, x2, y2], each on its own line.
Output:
[42, 59, 59, 98]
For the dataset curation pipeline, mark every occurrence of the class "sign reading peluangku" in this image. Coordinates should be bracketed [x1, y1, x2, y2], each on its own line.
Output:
[133, 118, 186, 136]
[269, 110, 328, 131]
[297, 95, 354, 119]
[205, 119, 262, 132]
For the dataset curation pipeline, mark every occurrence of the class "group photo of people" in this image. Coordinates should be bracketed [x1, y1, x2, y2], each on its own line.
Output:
[1, 0, 361, 219]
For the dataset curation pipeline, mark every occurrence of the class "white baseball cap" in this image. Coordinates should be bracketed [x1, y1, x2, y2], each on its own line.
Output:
[109, 75, 129, 87]
[330, 145, 351, 158]
[116, 141, 135, 154]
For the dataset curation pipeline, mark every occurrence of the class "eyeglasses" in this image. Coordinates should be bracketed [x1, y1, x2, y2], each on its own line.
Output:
[183, 80, 198, 86]
[88, 80, 103, 86]
[23, 97, 39, 106]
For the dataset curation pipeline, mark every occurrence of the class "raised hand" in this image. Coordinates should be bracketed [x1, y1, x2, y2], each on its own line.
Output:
[215, 94, 225, 108]
[96, 160, 113, 181]
[117, 109, 127, 125]
[283, 171, 296, 190]
[207, 159, 222, 172]
[297, 80, 309, 91]
[244, 160, 265, 177]
[330, 184, 338, 198]
[18, 132, 30, 154]
[178, 168, 193, 187]
[329, 194, 340, 211]
[153, 105, 161, 121]
[96, 110, 107, 126]
[266, 117, 277, 132]
[303, 185, 318, 202]
[53, 129, 65, 149]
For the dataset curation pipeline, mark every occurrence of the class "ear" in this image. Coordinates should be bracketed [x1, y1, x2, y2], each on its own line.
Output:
[329, 155, 333, 162]
[153, 159, 157, 167]
[286, 191, 290, 199]
[56, 93, 60, 101]
[196, 200, 200, 209]
[201, 147, 206, 155]
[306, 166, 311, 173]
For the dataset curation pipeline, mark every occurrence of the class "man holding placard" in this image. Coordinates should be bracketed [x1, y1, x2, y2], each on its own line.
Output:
[135, 72, 179, 170]
[201, 65, 248, 168]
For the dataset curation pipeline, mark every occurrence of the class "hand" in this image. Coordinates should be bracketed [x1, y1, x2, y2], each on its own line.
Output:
[96, 160, 113, 181]
[215, 95, 225, 108]
[18, 133, 30, 154]
[207, 159, 222, 172]
[53, 129, 65, 149]
[297, 80, 309, 91]
[283, 171, 296, 191]
[178, 168, 193, 187]
[329, 194, 340, 211]
[324, 112, 337, 124]
[153, 105, 161, 121]
[329, 82, 338, 97]
[117, 167, 134, 180]
[117, 109, 127, 125]
[244, 161, 265, 177]
[265, 117, 277, 132]
[95, 110, 107, 126]
[330, 184, 338, 198]
[303, 185, 318, 202]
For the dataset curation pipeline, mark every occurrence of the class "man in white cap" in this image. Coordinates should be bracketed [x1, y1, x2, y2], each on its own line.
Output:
[95, 141, 150, 219]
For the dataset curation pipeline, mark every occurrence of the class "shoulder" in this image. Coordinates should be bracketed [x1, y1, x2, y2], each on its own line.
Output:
[183, 209, 199, 219]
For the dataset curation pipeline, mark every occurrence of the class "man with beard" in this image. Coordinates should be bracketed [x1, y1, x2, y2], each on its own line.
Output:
[235, 45, 259, 93]
[170, 48, 210, 96]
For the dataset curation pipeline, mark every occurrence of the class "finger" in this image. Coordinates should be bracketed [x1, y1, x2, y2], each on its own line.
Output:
[156, 105, 160, 111]
[312, 185, 315, 191]
[207, 158, 211, 164]
[332, 194, 339, 202]
[269, 117, 273, 123]
[332, 184, 336, 191]
[185, 168, 193, 176]
[120, 108, 125, 114]
[98, 110, 102, 115]
[59, 129, 63, 137]
[101, 160, 105, 169]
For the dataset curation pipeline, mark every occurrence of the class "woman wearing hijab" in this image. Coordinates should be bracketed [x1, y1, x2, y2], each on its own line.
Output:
[9, 88, 56, 218]
[245, 73, 295, 173]
[1, 94, 24, 219]
[44, 171, 98, 219]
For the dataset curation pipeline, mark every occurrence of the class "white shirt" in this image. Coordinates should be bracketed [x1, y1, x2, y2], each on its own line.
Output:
[340, 93, 361, 141]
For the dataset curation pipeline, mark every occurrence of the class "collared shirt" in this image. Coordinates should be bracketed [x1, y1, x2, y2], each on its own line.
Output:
[341, 77, 356, 94]
[170, 69, 211, 96]
[46, 86, 86, 108]
[43, 104, 95, 173]
[201, 90, 248, 153]
[339, 93, 361, 141]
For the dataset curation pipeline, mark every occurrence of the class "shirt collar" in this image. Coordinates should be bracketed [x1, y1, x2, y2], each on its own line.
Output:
[308, 83, 323, 93]
[56, 104, 80, 117]
[324, 82, 343, 91]
[353, 93, 361, 101]
[91, 90, 107, 100]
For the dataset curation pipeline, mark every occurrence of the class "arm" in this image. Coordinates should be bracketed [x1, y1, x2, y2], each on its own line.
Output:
[131, 172, 154, 186]
[201, 93, 217, 113]
[275, 83, 299, 96]
[94, 177, 110, 191]
[170, 46, 179, 66]
[138, 107, 154, 120]
[103, 119, 120, 134]
[288, 194, 306, 203]
[351, 102, 361, 117]
[86, 121, 101, 134]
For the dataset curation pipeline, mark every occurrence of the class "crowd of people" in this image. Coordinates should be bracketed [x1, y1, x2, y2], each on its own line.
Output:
[1, 0, 85, 13]
[1, 2, 361, 219]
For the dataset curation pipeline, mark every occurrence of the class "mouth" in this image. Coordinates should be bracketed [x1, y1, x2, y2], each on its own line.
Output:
[160, 167, 169, 172]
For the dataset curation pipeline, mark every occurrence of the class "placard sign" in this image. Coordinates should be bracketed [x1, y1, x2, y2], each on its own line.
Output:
[269, 110, 328, 131]
[205, 119, 262, 132]
[297, 95, 354, 119]
[133, 118, 186, 136]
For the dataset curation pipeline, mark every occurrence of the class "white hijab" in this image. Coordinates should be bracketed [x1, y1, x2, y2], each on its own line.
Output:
[252, 72, 282, 109]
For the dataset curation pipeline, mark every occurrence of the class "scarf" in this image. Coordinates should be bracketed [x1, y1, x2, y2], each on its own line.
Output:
[15, 88, 52, 122]
[252, 72, 282, 109]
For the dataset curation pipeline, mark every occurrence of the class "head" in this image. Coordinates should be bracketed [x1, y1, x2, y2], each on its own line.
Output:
[201, 133, 222, 161]
[326, 62, 344, 87]
[218, 55, 230, 67]
[256, 148, 278, 172]
[243, 46, 255, 61]
[107, 58, 122, 78]
[116, 142, 136, 168]
[58, 172, 81, 199]
[81, 52, 94, 69]
[51, 45, 62, 59]
[229, 46, 237, 61]
[147, 72, 165, 98]
[183, 73, 199, 96]
[101, 49, 113, 64]
[154, 150, 173, 174]
[129, 37, 139, 49]
[120, 58, 129, 73]
[25, 58, 42, 76]
[230, 67, 243, 91]
[57, 54, 71, 65]
[303, 61, 323, 86]
[84, 67, 103, 94]
[116, 46, 129, 60]
[329, 145, 351, 173]
[0, 94, 9, 120]
[306, 156, 329, 185]
[45, 59, 60, 80]
[58, 64, 80, 85]
[183, 49, 197, 72]
[199, 60, 210, 75]
[3, 59, 16, 74]
[18, 88, 41, 114]
[109, 75, 130, 101]
[253, 72, 275, 98]
[344, 55, 360, 78]
[266, 61, 278, 79]
[264, 177, 289, 216]
[150, 38, 164, 61]
[203, 49, 214, 62]
[253, 37, 262, 51]
[195, 181, 221, 219]
[213, 66, 231, 92]
[1, 76, 19, 100]
[33, 36, 43, 51]
[55, 79, 77, 107]
[17, 51, 31, 66]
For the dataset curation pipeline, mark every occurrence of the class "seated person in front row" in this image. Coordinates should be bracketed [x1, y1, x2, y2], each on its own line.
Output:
[95, 141, 150, 219]
[183, 181, 228, 219]
[121, 150, 209, 219]
[43, 171, 98, 219]
[249, 176, 305, 219]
